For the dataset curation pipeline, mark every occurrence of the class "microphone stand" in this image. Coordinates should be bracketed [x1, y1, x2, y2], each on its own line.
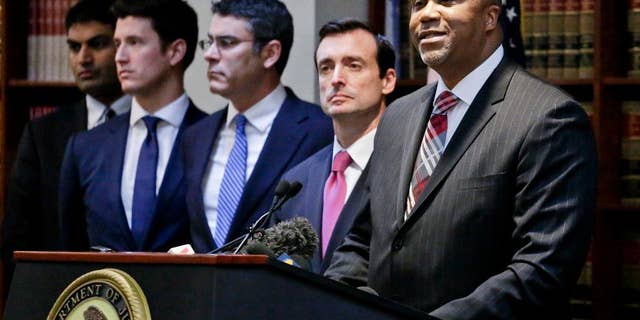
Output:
[232, 195, 289, 254]
[209, 181, 297, 254]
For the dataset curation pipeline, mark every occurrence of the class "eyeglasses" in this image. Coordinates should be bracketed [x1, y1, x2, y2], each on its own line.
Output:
[198, 36, 253, 52]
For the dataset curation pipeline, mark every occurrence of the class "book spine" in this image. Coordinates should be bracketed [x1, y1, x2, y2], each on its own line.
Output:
[621, 101, 640, 204]
[531, 0, 549, 78]
[628, 0, 640, 77]
[563, 0, 580, 79]
[522, 0, 535, 70]
[547, 0, 565, 79]
[578, 0, 594, 78]
[28, 0, 38, 80]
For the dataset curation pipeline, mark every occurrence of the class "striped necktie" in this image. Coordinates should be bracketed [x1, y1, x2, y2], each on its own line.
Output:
[405, 91, 459, 219]
[214, 114, 248, 247]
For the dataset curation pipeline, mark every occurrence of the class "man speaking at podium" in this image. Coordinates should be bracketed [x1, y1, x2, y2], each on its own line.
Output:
[325, 0, 598, 318]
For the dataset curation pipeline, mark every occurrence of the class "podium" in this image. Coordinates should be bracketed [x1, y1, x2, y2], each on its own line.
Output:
[5, 251, 429, 319]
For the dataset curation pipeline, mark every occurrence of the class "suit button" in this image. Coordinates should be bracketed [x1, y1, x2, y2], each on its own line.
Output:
[392, 238, 403, 251]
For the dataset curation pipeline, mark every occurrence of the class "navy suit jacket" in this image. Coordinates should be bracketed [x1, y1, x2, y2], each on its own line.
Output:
[58, 102, 206, 252]
[184, 89, 333, 253]
[271, 145, 370, 273]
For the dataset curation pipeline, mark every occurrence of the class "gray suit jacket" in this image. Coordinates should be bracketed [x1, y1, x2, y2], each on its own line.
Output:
[325, 58, 598, 319]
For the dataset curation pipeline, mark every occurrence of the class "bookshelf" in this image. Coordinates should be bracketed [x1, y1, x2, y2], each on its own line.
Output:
[369, 0, 640, 318]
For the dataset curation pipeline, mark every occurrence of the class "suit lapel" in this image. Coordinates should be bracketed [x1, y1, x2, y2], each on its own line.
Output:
[394, 86, 437, 229]
[103, 113, 137, 248]
[72, 99, 88, 131]
[403, 59, 517, 228]
[146, 103, 205, 246]
[306, 147, 332, 272]
[227, 94, 311, 239]
[190, 110, 227, 249]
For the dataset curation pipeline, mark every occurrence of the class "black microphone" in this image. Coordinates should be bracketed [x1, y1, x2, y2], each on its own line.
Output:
[240, 216, 318, 260]
[210, 180, 294, 254]
[211, 180, 303, 254]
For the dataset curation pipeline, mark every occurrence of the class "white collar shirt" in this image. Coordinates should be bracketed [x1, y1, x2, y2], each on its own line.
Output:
[86, 94, 131, 129]
[434, 45, 503, 148]
[330, 129, 376, 203]
[121, 93, 190, 227]
[202, 84, 287, 239]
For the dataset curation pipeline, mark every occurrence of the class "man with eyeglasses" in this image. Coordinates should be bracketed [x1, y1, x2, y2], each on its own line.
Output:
[58, 0, 206, 252]
[182, 0, 333, 253]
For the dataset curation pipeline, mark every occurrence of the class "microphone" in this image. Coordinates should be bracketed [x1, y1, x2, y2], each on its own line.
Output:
[240, 216, 318, 260]
[210, 180, 302, 254]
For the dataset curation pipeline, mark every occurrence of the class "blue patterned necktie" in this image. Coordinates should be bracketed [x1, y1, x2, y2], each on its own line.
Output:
[215, 114, 248, 247]
[131, 116, 161, 248]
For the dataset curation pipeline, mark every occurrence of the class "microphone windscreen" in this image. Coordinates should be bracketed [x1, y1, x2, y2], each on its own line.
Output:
[244, 242, 276, 257]
[274, 180, 291, 197]
[249, 217, 318, 259]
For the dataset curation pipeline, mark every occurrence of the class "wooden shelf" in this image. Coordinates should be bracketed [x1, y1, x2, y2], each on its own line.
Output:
[8, 79, 76, 88]
[603, 77, 640, 86]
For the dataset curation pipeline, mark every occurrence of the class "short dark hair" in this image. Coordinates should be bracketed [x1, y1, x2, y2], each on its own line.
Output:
[317, 18, 396, 79]
[211, 0, 294, 75]
[65, 0, 117, 31]
[111, 0, 198, 69]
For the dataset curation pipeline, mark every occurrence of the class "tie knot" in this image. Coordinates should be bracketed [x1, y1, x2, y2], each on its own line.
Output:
[235, 114, 247, 133]
[106, 108, 116, 120]
[434, 91, 459, 114]
[141, 116, 161, 133]
[332, 151, 352, 172]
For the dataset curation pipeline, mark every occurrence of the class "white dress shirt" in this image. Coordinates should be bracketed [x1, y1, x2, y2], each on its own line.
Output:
[121, 94, 190, 227]
[331, 129, 376, 203]
[85, 94, 131, 129]
[202, 84, 287, 237]
[434, 45, 503, 148]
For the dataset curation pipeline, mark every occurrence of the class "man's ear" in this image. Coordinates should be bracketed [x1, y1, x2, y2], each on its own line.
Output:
[261, 40, 282, 69]
[167, 39, 187, 67]
[381, 68, 397, 95]
[484, 4, 501, 32]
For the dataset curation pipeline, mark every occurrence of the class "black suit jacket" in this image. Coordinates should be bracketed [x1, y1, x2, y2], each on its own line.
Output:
[270, 145, 370, 273]
[1, 100, 87, 290]
[325, 58, 598, 319]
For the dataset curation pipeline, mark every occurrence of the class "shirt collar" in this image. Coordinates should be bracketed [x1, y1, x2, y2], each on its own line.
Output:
[226, 84, 286, 132]
[129, 93, 189, 128]
[434, 45, 504, 107]
[86, 94, 131, 116]
[332, 129, 377, 171]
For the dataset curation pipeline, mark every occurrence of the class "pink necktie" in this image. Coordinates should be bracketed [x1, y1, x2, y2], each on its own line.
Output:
[322, 151, 352, 257]
[405, 91, 459, 219]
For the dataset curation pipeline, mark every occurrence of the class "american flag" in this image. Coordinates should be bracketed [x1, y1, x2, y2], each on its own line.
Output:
[501, 0, 526, 66]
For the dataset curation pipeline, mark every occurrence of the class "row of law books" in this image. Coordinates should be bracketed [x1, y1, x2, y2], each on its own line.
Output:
[622, 101, 640, 205]
[27, 0, 77, 82]
[523, 0, 594, 80]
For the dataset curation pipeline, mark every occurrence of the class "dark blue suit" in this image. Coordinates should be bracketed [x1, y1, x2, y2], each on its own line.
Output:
[58, 102, 206, 252]
[271, 145, 370, 273]
[183, 89, 333, 253]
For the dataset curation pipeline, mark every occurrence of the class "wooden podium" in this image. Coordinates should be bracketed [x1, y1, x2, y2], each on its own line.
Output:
[5, 251, 429, 319]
